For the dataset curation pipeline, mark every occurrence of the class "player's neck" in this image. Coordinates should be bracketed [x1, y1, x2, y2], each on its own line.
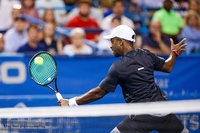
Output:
[123, 45, 134, 55]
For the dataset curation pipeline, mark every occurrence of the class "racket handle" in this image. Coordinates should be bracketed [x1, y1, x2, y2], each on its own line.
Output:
[56, 92, 63, 100]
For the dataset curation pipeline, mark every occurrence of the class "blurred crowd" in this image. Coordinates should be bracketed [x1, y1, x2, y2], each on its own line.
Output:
[0, 0, 200, 56]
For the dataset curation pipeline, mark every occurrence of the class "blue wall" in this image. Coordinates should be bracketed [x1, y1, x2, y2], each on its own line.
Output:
[0, 54, 200, 107]
[0, 54, 200, 132]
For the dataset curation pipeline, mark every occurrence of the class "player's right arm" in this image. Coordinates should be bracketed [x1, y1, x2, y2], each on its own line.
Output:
[58, 87, 108, 106]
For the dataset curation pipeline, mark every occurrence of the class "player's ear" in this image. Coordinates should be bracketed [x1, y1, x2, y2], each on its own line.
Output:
[119, 38, 123, 46]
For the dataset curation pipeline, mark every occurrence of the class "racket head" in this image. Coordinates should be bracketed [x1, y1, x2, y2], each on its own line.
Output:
[28, 51, 58, 86]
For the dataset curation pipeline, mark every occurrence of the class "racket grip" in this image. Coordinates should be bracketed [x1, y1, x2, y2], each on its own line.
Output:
[56, 92, 63, 100]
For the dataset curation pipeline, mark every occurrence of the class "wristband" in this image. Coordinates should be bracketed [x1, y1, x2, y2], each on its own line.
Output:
[172, 49, 180, 56]
[68, 97, 78, 106]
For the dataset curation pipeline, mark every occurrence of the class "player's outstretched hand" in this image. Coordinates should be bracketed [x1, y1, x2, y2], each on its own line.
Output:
[170, 38, 187, 56]
[58, 99, 69, 106]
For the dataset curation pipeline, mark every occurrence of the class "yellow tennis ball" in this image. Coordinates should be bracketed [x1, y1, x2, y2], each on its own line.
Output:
[34, 56, 43, 66]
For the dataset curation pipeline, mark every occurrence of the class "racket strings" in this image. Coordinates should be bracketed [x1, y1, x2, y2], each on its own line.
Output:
[30, 53, 57, 85]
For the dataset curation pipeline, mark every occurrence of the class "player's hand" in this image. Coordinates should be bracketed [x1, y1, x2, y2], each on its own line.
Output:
[170, 38, 187, 56]
[58, 99, 69, 106]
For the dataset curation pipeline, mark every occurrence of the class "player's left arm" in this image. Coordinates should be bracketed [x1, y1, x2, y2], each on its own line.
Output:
[162, 38, 187, 73]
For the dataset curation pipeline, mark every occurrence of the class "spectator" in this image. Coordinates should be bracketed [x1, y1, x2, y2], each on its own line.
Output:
[0, 0, 20, 31]
[21, 0, 40, 23]
[17, 24, 46, 54]
[40, 23, 63, 55]
[65, 0, 103, 26]
[101, 0, 134, 30]
[98, 16, 122, 53]
[180, 10, 200, 54]
[0, 34, 4, 53]
[42, 8, 57, 25]
[36, 0, 67, 26]
[65, 0, 100, 42]
[188, 0, 200, 15]
[152, 0, 184, 43]
[142, 19, 171, 55]
[4, 15, 28, 53]
[63, 28, 93, 55]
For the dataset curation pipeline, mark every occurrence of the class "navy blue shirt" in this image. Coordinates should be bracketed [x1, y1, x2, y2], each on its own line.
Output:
[17, 42, 47, 54]
[142, 34, 170, 49]
[39, 39, 58, 52]
[99, 49, 167, 103]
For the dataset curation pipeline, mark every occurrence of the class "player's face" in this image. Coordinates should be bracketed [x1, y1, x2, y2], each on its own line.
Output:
[110, 38, 123, 57]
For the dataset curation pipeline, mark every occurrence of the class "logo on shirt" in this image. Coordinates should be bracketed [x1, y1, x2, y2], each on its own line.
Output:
[137, 67, 144, 71]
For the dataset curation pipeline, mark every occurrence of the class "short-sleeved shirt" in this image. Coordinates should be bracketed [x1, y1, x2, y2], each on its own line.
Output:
[17, 42, 47, 54]
[39, 39, 58, 52]
[4, 28, 28, 52]
[99, 49, 167, 103]
[65, 15, 100, 41]
[152, 8, 184, 35]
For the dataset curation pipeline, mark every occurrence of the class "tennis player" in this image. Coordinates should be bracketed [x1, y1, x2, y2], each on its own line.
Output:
[58, 25, 188, 133]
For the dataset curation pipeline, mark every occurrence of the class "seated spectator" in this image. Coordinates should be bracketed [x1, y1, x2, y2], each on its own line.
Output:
[0, 0, 20, 31]
[63, 28, 93, 55]
[21, 0, 40, 24]
[98, 16, 122, 53]
[101, 0, 134, 30]
[4, 15, 28, 53]
[65, 0, 100, 42]
[42, 8, 57, 26]
[65, 0, 103, 26]
[0, 34, 4, 53]
[142, 19, 171, 55]
[152, 0, 184, 43]
[40, 23, 63, 55]
[17, 24, 46, 54]
[180, 10, 200, 54]
[36, 0, 67, 26]
[188, 0, 200, 15]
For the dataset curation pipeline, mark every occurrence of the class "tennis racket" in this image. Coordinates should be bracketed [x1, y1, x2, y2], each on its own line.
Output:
[28, 51, 63, 100]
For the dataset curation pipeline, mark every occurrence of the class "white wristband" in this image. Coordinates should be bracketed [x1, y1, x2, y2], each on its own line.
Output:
[68, 97, 78, 106]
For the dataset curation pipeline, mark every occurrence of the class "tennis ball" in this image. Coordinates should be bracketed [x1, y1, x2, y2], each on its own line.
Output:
[34, 56, 43, 66]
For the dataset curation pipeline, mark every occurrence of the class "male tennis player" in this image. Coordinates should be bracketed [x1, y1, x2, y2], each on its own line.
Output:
[58, 25, 188, 133]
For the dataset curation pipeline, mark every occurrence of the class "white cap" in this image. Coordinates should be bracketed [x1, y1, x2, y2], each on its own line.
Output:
[103, 25, 136, 42]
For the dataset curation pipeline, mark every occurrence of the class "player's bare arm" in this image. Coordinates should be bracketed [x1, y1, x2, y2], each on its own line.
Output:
[162, 38, 187, 73]
[58, 87, 108, 106]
